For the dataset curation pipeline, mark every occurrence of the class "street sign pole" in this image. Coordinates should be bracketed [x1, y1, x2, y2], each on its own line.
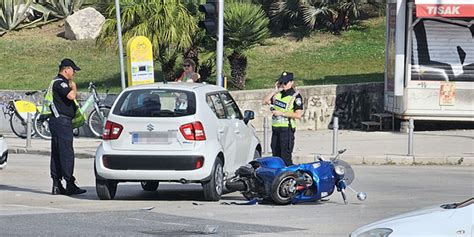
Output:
[216, 0, 224, 87]
[115, 0, 126, 90]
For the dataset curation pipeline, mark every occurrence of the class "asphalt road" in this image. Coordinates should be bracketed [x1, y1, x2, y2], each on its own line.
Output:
[0, 154, 472, 236]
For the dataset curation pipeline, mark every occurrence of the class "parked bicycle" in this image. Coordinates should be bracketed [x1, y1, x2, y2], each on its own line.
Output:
[34, 82, 111, 139]
[1, 90, 45, 139]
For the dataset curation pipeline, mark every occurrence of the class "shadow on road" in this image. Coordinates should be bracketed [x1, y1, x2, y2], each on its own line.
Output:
[0, 184, 51, 195]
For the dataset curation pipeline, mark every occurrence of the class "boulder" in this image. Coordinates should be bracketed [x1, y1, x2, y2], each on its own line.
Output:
[64, 7, 105, 40]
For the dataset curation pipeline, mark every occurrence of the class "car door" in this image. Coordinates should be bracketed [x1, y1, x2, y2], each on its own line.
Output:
[219, 92, 253, 168]
[206, 93, 238, 171]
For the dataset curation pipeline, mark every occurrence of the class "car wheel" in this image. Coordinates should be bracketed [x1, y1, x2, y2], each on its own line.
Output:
[202, 158, 223, 201]
[96, 179, 118, 200]
[254, 149, 261, 159]
[141, 181, 159, 191]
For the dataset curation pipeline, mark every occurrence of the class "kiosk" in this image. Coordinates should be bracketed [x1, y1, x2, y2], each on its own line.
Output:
[385, 0, 474, 121]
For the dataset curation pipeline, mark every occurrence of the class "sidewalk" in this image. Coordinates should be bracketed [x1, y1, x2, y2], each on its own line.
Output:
[4, 129, 474, 165]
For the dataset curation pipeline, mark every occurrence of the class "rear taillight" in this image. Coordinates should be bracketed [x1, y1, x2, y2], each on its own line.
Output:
[179, 121, 206, 141]
[102, 120, 123, 140]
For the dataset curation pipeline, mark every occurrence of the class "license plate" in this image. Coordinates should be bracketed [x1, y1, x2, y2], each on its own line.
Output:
[131, 131, 177, 144]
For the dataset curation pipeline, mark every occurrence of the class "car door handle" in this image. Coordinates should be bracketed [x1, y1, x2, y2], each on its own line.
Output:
[234, 130, 240, 134]
[218, 129, 225, 134]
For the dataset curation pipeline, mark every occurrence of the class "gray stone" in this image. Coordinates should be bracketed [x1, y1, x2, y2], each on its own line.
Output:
[64, 7, 105, 40]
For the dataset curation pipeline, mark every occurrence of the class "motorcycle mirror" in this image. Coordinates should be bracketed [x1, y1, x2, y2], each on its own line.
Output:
[357, 192, 367, 201]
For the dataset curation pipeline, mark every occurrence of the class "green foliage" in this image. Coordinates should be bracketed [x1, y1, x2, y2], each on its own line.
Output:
[96, 0, 196, 81]
[224, 2, 270, 53]
[33, 0, 84, 18]
[0, 0, 33, 35]
[0, 17, 385, 91]
[0, 0, 83, 36]
[224, 2, 270, 89]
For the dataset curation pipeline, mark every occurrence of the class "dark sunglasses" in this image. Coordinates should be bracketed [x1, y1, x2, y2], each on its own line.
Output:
[183, 64, 191, 67]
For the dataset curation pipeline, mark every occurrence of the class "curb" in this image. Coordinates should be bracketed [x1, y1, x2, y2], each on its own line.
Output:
[8, 148, 94, 159]
[294, 155, 473, 166]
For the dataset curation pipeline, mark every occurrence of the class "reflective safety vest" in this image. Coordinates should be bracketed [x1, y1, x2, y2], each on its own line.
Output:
[271, 91, 299, 128]
[41, 78, 63, 116]
[43, 77, 85, 128]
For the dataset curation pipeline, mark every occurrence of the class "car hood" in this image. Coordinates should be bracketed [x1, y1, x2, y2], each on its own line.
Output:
[351, 204, 473, 236]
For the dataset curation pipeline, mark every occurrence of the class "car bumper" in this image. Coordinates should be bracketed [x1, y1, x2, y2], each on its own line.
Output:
[95, 143, 218, 182]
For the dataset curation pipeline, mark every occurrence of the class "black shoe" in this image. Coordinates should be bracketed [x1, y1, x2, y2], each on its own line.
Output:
[66, 182, 87, 195]
[52, 183, 66, 195]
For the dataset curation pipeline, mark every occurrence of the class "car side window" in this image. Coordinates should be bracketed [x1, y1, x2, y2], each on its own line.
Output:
[207, 94, 226, 119]
[220, 92, 242, 119]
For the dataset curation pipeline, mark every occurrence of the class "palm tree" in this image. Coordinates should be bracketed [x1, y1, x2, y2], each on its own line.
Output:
[302, 0, 363, 34]
[224, 2, 270, 89]
[96, 0, 196, 81]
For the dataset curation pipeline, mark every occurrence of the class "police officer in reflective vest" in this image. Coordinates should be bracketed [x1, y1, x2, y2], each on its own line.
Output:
[48, 58, 86, 195]
[263, 72, 304, 166]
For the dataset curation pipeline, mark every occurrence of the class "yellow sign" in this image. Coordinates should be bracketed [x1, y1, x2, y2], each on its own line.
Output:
[126, 36, 155, 86]
[14, 100, 37, 113]
[439, 82, 455, 106]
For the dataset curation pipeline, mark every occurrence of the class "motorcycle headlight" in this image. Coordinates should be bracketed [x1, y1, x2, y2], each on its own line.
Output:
[355, 228, 393, 237]
[334, 165, 345, 175]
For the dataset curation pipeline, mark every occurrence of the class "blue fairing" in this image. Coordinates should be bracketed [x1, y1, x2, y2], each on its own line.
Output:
[254, 156, 337, 203]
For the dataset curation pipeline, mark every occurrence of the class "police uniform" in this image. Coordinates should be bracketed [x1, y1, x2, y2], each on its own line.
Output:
[270, 72, 304, 166]
[49, 58, 85, 195]
[50, 74, 77, 185]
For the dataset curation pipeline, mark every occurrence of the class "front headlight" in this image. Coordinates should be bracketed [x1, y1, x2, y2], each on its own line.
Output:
[334, 165, 345, 175]
[355, 228, 393, 237]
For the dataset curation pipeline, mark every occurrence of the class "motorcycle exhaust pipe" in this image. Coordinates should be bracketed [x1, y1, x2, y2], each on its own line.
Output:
[225, 180, 247, 192]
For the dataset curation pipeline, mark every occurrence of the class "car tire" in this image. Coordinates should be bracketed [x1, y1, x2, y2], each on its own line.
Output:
[202, 158, 223, 201]
[141, 181, 159, 191]
[254, 149, 261, 159]
[271, 171, 298, 205]
[96, 179, 118, 200]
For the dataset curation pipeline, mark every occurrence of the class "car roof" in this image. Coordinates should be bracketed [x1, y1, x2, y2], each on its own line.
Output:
[122, 82, 226, 94]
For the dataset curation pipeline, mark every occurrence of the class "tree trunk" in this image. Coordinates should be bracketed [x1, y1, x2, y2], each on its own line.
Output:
[161, 58, 177, 82]
[227, 51, 247, 90]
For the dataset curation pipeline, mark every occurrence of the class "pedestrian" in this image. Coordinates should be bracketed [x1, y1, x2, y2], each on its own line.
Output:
[47, 58, 86, 195]
[175, 58, 200, 82]
[263, 71, 304, 166]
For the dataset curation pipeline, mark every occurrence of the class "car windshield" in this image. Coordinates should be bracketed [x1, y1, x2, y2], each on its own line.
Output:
[112, 89, 196, 117]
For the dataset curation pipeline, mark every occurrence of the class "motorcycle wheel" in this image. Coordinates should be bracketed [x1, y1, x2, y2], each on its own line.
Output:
[270, 171, 298, 205]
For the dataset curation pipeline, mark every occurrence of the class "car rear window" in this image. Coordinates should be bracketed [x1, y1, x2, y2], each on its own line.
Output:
[112, 89, 196, 117]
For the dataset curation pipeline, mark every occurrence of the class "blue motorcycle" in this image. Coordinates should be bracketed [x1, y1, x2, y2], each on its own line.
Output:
[225, 149, 367, 205]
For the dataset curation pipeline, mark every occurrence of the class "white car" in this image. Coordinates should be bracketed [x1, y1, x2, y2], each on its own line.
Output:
[0, 135, 8, 169]
[350, 198, 473, 237]
[95, 82, 261, 201]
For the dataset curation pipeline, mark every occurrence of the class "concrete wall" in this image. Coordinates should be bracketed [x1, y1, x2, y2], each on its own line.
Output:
[231, 82, 384, 131]
[0, 82, 384, 133]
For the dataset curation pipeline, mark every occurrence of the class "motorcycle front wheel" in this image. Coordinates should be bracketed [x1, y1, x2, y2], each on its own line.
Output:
[271, 171, 298, 205]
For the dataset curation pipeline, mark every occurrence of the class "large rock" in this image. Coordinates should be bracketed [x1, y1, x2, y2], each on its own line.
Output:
[65, 7, 105, 40]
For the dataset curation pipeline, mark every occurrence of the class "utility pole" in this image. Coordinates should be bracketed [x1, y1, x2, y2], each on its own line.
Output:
[114, 0, 126, 90]
[199, 0, 224, 87]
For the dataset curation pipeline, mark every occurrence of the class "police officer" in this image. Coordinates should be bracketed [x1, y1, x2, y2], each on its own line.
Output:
[49, 58, 86, 195]
[263, 72, 304, 166]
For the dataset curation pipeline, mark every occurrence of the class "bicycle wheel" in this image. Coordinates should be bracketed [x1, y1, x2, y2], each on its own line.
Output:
[10, 113, 35, 139]
[88, 106, 111, 137]
[33, 113, 51, 140]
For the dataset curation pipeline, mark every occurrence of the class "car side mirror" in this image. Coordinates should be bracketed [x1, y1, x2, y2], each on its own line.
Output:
[243, 110, 255, 124]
